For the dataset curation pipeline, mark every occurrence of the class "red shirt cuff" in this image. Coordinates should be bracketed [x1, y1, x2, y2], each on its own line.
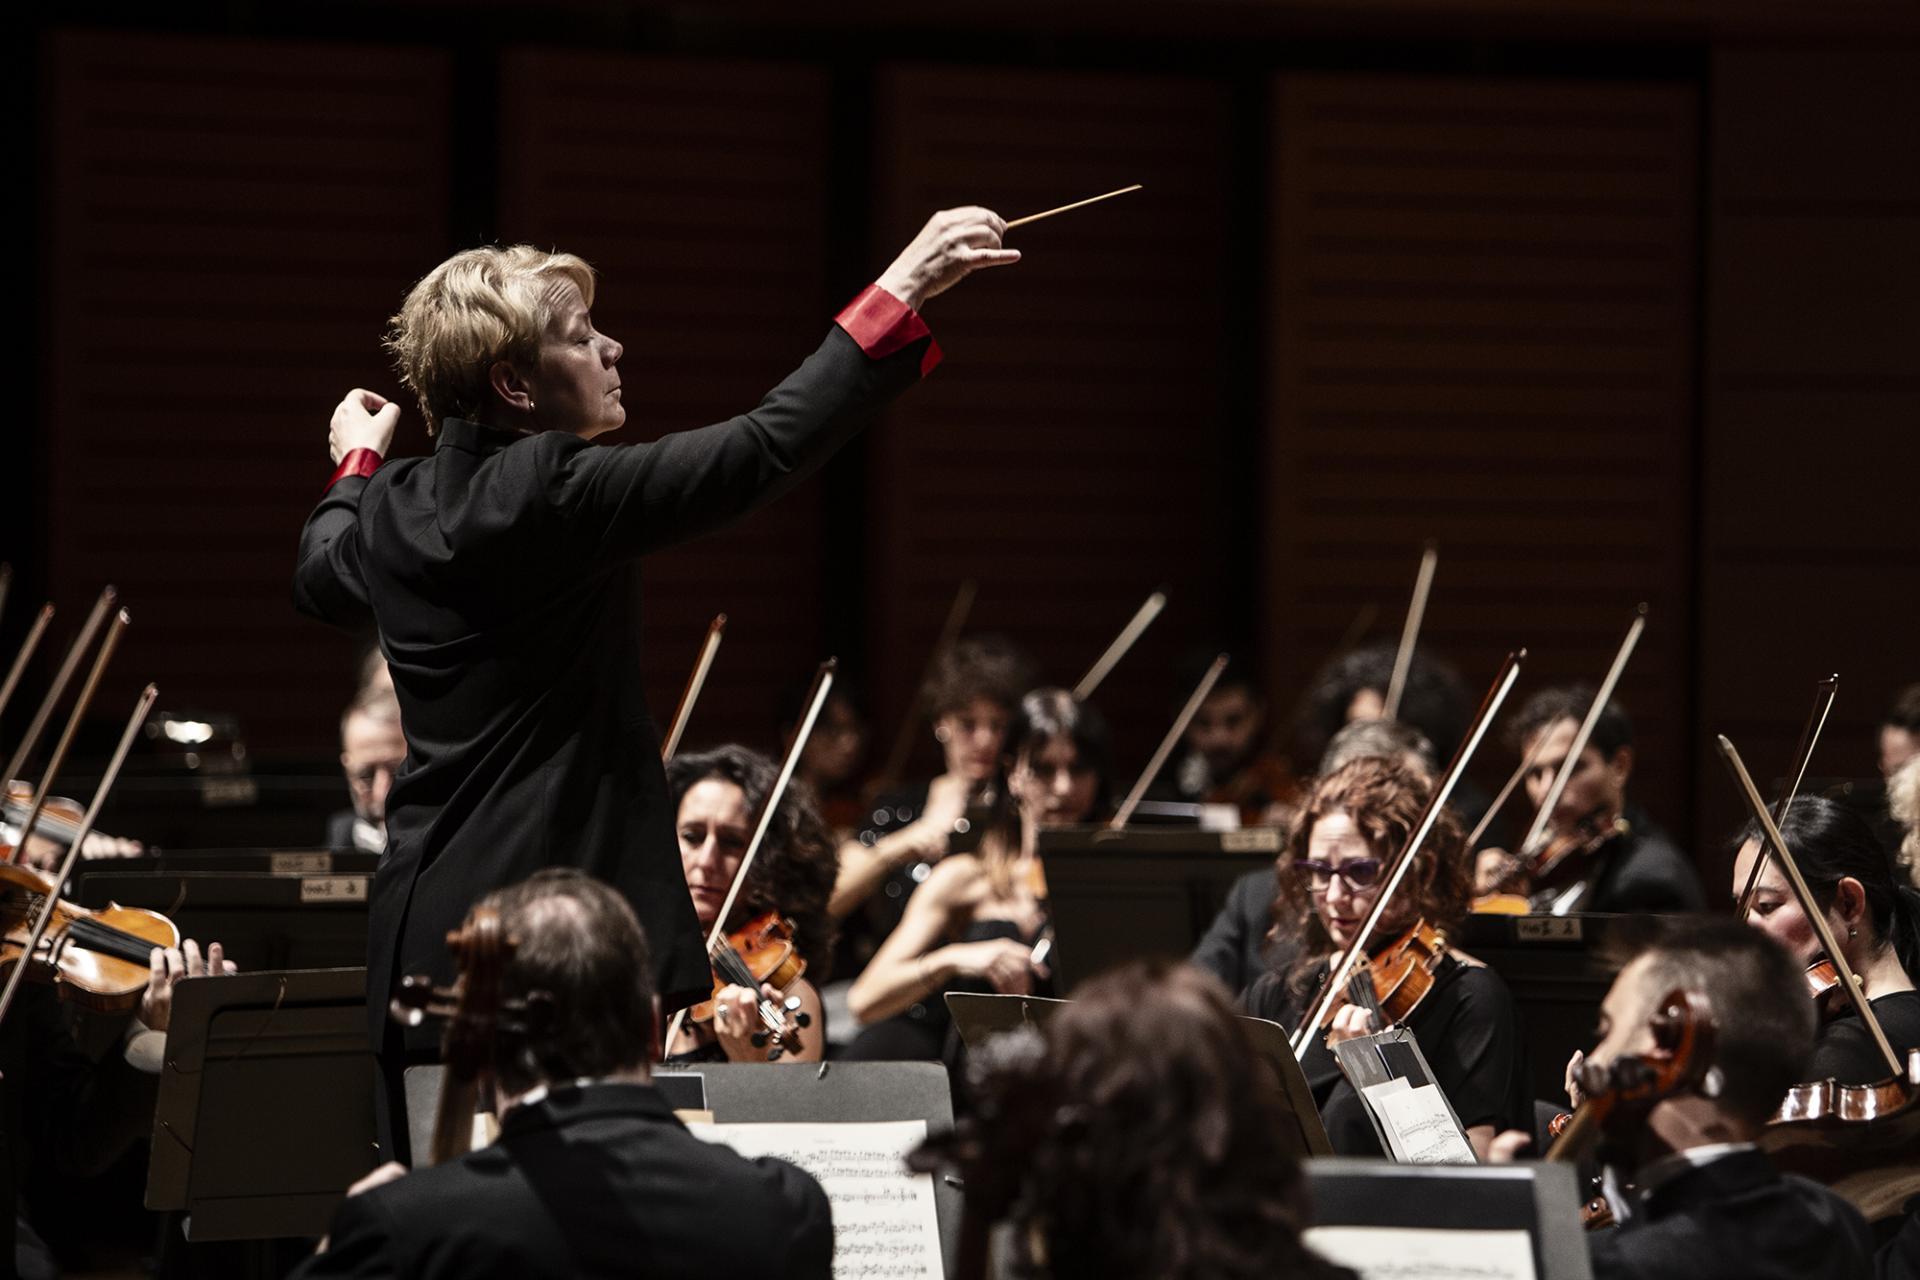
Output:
[327, 448, 382, 493]
[835, 285, 942, 377]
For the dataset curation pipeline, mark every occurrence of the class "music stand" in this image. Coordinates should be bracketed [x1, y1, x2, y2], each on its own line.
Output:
[147, 967, 379, 1241]
[946, 992, 1332, 1158]
[1306, 1158, 1594, 1280]
[407, 1059, 964, 1277]
[1034, 825, 1281, 992]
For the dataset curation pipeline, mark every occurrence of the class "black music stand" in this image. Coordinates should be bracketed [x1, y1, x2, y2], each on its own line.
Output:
[1306, 1158, 1594, 1279]
[1034, 825, 1282, 992]
[147, 967, 379, 1241]
[406, 1059, 964, 1277]
[946, 991, 1333, 1158]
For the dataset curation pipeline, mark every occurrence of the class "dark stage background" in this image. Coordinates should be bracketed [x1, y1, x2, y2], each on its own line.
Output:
[8, 1, 1918, 891]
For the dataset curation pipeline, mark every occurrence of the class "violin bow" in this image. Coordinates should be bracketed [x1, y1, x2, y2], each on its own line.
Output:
[1292, 648, 1527, 1061]
[1734, 674, 1840, 919]
[1466, 732, 1548, 851]
[0, 604, 54, 728]
[0, 563, 10, 628]
[876, 580, 976, 789]
[6, 610, 129, 867]
[1514, 604, 1648, 861]
[1718, 734, 1902, 1079]
[1383, 542, 1439, 720]
[662, 658, 835, 1051]
[659, 613, 726, 763]
[0, 682, 155, 1035]
[0, 586, 116, 791]
[1073, 590, 1167, 702]
[1109, 653, 1227, 830]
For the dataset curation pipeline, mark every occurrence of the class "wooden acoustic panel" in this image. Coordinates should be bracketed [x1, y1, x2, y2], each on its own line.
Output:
[1695, 49, 1920, 864]
[43, 32, 449, 755]
[868, 66, 1232, 775]
[1264, 74, 1699, 830]
[498, 52, 832, 758]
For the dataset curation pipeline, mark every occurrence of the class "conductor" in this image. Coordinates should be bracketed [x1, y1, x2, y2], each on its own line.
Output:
[293, 208, 1017, 1149]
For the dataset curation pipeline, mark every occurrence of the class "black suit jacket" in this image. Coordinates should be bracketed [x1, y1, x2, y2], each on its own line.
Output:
[1189, 867, 1280, 997]
[1589, 1149, 1873, 1280]
[294, 324, 930, 1042]
[292, 1082, 832, 1280]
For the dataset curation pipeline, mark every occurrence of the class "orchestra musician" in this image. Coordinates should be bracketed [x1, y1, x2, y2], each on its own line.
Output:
[326, 687, 405, 856]
[1892, 756, 1920, 883]
[293, 869, 832, 1280]
[844, 688, 1105, 1061]
[1535, 919, 1875, 1280]
[291, 208, 1016, 1153]
[778, 676, 870, 839]
[1474, 685, 1705, 913]
[828, 636, 1036, 957]
[1244, 755, 1529, 1159]
[912, 960, 1357, 1280]
[1882, 685, 1920, 781]
[1147, 651, 1300, 827]
[1732, 795, 1920, 1083]
[1192, 717, 1436, 997]
[664, 744, 836, 1064]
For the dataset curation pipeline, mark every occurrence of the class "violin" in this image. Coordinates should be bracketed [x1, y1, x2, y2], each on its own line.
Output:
[3, 780, 88, 851]
[686, 911, 812, 1060]
[1318, 919, 1448, 1030]
[0, 861, 177, 1015]
[1473, 806, 1629, 914]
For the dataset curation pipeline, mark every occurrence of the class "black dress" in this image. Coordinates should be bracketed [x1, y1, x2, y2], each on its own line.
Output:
[1243, 951, 1530, 1156]
[1811, 990, 1920, 1085]
[293, 310, 936, 1069]
[844, 916, 1052, 1063]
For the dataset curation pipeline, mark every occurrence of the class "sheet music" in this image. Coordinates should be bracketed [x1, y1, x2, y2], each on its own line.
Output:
[1304, 1226, 1537, 1280]
[1362, 1079, 1476, 1165]
[689, 1120, 942, 1280]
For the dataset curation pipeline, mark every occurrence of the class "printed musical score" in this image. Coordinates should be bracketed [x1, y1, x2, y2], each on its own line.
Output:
[1304, 1226, 1538, 1280]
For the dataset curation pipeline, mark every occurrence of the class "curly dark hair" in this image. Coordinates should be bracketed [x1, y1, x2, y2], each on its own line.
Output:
[1273, 756, 1469, 1002]
[666, 745, 838, 979]
[1293, 641, 1470, 773]
[921, 635, 1038, 720]
[1505, 683, 1632, 760]
[910, 962, 1354, 1280]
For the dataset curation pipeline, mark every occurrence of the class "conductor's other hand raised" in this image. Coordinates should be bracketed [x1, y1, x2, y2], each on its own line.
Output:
[330, 389, 401, 464]
[876, 207, 1021, 310]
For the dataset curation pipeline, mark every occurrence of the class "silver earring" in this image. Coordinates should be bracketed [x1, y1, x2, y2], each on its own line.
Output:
[1849, 927, 1859, 939]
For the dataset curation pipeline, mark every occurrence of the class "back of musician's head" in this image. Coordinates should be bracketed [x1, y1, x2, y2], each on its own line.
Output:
[925, 961, 1345, 1280]
[386, 245, 596, 435]
[1626, 917, 1813, 1129]
[1319, 717, 1437, 778]
[922, 635, 1037, 719]
[1734, 795, 1920, 979]
[477, 868, 654, 1095]
[1507, 684, 1633, 760]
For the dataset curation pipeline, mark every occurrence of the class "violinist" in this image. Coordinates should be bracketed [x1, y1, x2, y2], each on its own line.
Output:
[1892, 756, 1920, 880]
[327, 688, 405, 856]
[291, 208, 1015, 1147]
[911, 961, 1357, 1280]
[845, 688, 1105, 1061]
[1882, 684, 1920, 781]
[828, 636, 1036, 952]
[294, 869, 832, 1280]
[1732, 796, 1920, 1085]
[1148, 651, 1299, 827]
[1475, 685, 1703, 913]
[1244, 756, 1529, 1158]
[1549, 920, 1873, 1280]
[1192, 717, 1436, 997]
[664, 744, 836, 1064]
[778, 676, 869, 839]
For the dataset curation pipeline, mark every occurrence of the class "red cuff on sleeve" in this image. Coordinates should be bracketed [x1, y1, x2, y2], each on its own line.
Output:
[835, 285, 942, 377]
[326, 448, 382, 493]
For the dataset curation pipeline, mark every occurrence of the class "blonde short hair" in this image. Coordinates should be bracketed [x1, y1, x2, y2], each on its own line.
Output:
[1891, 756, 1920, 886]
[385, 246, 595, 434]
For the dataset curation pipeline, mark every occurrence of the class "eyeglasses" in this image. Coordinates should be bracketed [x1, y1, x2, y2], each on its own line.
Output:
[1294, 857, 1384, 891]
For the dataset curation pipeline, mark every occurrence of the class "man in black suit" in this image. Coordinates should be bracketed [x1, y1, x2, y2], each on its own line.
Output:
[325, 688, 405, 856]
[294, 869, 831, 1280]
[293, 208, 1017, 1149]
[1550, 919, 1874, 1280]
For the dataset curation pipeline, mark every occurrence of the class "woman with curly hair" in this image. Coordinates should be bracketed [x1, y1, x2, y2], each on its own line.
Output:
[1245, 756, 1527, 1158]
[664, 745, 838, 1063]
[912, 961, 1355, 1280]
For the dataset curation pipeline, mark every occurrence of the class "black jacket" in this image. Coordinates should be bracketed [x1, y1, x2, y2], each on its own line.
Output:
[1189, 867, 1280, 997]
[291, 1082, 832, 1280]
[294, 322, 931, 1042]
[1589, 1149, 1872, 1280]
